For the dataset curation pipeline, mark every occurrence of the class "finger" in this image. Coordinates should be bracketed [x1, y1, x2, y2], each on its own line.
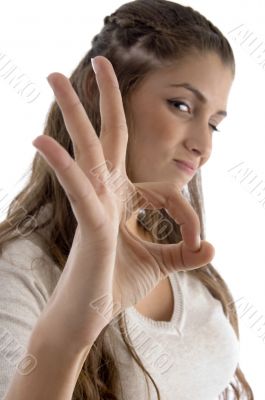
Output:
[46, 71, 109, 188]
[180, 240, 215, 270]
[133, 181, 201, 251]
[122, 217, 215, 275]
[32, 135, 105, 230]
[145, 239, 215, 274]
[94, 56, 129, 174]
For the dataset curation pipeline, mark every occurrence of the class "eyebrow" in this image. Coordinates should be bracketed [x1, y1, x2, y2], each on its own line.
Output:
[167, 82, 228, 117]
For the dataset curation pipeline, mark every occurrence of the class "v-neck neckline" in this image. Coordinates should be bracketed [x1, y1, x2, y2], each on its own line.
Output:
[126, 272, 185, 335]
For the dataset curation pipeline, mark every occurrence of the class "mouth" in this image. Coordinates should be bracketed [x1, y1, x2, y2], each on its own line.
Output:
[173, 159, 196, 176]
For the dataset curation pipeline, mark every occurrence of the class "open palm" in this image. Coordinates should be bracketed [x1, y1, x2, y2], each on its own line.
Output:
[32, 56, 214, 339]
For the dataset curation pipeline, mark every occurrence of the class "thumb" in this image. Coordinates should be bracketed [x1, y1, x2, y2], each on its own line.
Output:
[124, 226, 215, 274]
[132, 181, 201, 251]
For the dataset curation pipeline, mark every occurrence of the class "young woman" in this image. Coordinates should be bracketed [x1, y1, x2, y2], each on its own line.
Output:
[0, 0, 254, 399]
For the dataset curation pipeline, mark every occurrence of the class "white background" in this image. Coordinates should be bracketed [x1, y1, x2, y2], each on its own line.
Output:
[0, 0, 264, 398]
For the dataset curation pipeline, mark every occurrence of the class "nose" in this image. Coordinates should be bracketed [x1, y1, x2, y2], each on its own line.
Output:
[184, 120, 213, 161]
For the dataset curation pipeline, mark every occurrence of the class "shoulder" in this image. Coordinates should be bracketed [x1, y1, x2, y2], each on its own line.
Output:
[0, 233, 62, 399]
[0, 232, 62, 304]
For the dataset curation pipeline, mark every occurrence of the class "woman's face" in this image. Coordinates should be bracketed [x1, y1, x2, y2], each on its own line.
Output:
[125, 52, 234, 189]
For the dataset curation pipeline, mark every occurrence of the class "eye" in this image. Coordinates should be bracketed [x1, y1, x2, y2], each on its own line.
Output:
[167, 100, 221, 132]
[209, 123, 220, 132]
[168, 100, 190, 113]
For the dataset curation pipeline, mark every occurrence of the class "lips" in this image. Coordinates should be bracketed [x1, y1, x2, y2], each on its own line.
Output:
[174, 159, 197, 171]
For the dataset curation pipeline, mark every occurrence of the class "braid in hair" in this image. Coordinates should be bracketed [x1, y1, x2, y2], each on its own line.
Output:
[87, 0, 233, 68]
[104, 13, 172, 36]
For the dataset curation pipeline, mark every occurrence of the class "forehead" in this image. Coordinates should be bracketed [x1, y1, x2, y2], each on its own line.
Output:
[136, 52, 234, 105]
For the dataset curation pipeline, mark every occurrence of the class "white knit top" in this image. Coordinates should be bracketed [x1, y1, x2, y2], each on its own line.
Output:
[0, 228, 239, 400]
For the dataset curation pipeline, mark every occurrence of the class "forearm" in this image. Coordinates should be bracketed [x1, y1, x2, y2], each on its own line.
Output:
[4, 325, 93, 400]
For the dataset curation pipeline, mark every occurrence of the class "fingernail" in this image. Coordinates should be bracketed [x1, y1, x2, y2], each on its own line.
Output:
[46, 75, 55, 90]
[196, 235, 201, 249]
[91, 57, 99, 74]
[32, 138, 38, 147]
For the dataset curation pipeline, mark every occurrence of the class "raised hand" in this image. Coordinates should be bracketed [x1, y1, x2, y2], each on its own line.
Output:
[32, 56, 215, 348]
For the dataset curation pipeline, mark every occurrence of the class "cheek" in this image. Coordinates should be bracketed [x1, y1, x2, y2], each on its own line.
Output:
[149, 106, 180, 143]
[150, 123, 180, 150]
[128, 101, 180, 157]
[139, 117, 177, 147]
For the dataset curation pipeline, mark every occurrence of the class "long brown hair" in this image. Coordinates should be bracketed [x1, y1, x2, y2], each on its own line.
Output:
[0, 0, 253, 398]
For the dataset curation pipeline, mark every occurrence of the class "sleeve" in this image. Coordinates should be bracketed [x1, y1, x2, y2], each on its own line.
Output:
[0, 236, 61, 399]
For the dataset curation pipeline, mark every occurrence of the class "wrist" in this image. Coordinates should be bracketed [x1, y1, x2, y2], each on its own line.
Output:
[31, 316, 96, 359]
